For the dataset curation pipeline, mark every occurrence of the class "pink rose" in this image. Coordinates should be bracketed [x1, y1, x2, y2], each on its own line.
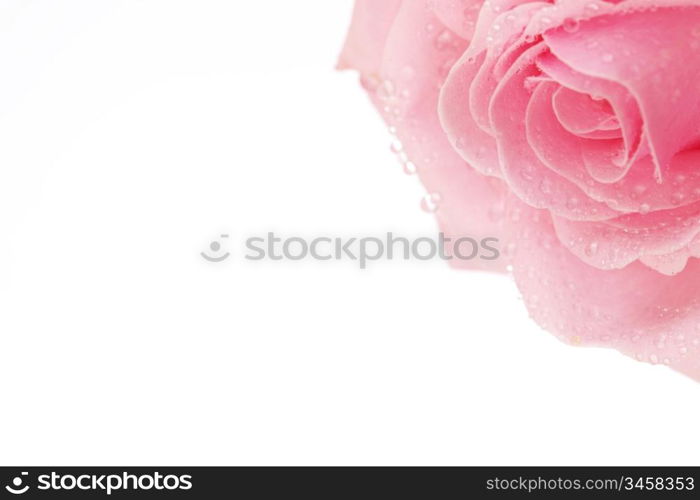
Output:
[340, 0, 700, 380]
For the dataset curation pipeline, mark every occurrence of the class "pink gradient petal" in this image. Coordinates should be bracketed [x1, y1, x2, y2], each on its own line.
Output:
[469, 2, 547, 136]
[339, 0, 509, 272]
[439, 51, 503, 177]
[432, 0, 483, 40]
[544, 5, 700, 180]
[647, 234, 700, 275]
[466, 0, 551, 58]
[551, 86, 621, 139]
[489, 43, 618, 221]
[337, 0, 403, 76]
[536, 52, 645, 184]
[525, 79, 700, 214]
[504, 197, 700, 381]
[552, 201, 700, 271]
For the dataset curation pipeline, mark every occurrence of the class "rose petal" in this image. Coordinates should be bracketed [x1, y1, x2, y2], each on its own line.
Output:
[551, 86, 621, 139]
[504, 197, 700, 381]
[337, 0, 403, 75]
[525, 78, 700, 214]
[537, 52, 645, 183]
[432, 0, 483, 40]
[439, 51, 503, 177]
[552, 202, 700, 271]
[544, 5, 700, 180]
[489, 43, 618, 220]
[340, 0, 509, 272]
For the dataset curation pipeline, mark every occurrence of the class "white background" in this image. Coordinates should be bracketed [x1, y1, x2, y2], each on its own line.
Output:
[0, 0, 698, 466]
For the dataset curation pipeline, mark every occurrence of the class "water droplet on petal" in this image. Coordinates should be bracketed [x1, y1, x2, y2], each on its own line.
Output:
[402, 161, 417, 176]
[539, 179, 552, 194]
[421, 193, 443, 213]
[376, 80, 396, 100]
[504, 242, 517, 258]
[563, 18, 580, 33]
[634, 184, 648, 196]
[435, 30, 453, 51]
[585, 242, 599, 257]
[488, 204, 505, 223]
[360, 74, 380, 92]
[671, 192, 685, 205]
[520, 169, 535, 181]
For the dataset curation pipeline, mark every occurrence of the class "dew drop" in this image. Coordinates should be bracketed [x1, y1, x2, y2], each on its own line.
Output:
[671, 192, 685, 205]
[421, 193, 443, 213]
[390, 138, 403, 154]
[602, 53, 614, 63]
[633, 184, 648, 196]
[435, 30, 453, 51]
[520, 169, 535, 181]
[402, 161, 417, 176]
[639, 203, 651, 215]
[585, 242, 599, 257]
[488, 204, 505, 223]
[563, 18, 580, 33]
[360, 74, 380, 92]
[376, 80, 396, 100]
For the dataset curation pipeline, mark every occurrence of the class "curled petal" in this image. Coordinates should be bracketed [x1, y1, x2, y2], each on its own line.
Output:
[544, 5, 700, 180]
[504, 198, 700, 381]
[552, 202, 700, 271]
[490, 43, 618, 220]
